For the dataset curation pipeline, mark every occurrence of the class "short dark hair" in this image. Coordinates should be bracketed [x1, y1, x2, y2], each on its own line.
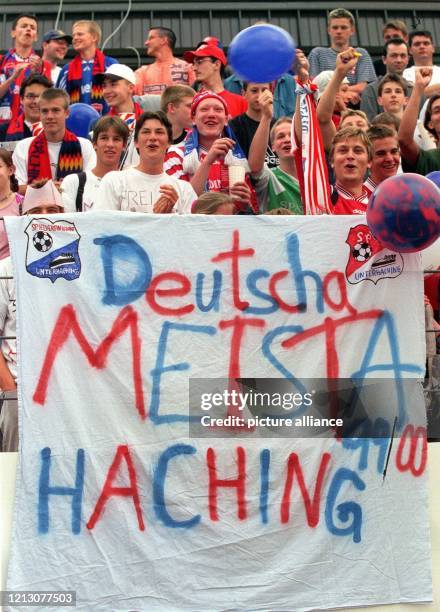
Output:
[371, 112, 401, 131]
[328, 8, 355, 27]
[12, 14, 38, 30]
[20, 74, 52, 98]
[40, 87, 70, 109]
[242, 81, 270, 91]
[382, 20, 408, 38]
[424, 94, 440, 141]
[367, 124, 398, 142]
[408, 30, 434, 47]
[134, 111, 172, 143]
[92, 116, 130, 145]
[150, 27, 177, 52]
[378, 73, 408, 97]
[383, 37, 408, 57]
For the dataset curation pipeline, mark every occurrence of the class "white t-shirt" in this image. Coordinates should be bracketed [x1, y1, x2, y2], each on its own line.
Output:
[0, 257, 16, 381]
[402, 65, 440, 86]
[93, 167, 196, 214]
[60, 170, 102, 212]
[12, 135, 96, 185]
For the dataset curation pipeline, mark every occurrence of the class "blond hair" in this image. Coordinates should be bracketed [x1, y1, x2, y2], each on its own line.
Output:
[330, 127, 372, 161]
[161, 85, 196, 113]
[73, 20, 102, 45]
[192, 192, 235, 214]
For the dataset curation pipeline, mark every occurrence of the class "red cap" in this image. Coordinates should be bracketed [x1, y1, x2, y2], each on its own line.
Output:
[183, 44, 227, 66]
[190, 91, 228, 117]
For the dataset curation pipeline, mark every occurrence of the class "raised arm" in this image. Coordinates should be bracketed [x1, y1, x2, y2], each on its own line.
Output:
[398, 67, 432, 166]
[317, 48, 359, 151]
[247, 89, 273, 175]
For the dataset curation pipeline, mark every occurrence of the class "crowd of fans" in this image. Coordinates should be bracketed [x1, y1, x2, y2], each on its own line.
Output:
[0, 8, 439, 449]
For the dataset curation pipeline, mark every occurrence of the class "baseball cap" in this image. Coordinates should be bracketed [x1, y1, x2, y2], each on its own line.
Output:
[94, 64, 137, 86]
[183, 45, 227, 66]
[42, 29, 72, 44]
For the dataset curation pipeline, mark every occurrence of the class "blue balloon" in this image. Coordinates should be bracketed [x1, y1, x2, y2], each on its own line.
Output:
[66, 103, 100, 138]
[228, 24, 296, 83]
[426, 171, 440, 190]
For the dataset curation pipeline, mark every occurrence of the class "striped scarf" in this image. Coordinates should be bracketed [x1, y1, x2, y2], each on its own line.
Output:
[27, 129, 83, 184]
[6, 114, 42, 141]
[108, 102, 143, 129]
[292, 79, 332, 215]
[66, 49, 106, 105]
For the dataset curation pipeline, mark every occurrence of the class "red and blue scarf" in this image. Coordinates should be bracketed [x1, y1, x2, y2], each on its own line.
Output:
[108, 102, 143, 128]
[66, 49, 106, 105]
[27, 129, 83, 184]
[0, 50, 52, 118]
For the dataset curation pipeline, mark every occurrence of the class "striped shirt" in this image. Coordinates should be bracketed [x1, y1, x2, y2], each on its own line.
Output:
[308, 47, 376, 85]
[335, 183, 372, 204]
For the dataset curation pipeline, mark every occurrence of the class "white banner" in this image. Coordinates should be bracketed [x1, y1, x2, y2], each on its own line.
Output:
[4, 213, 432, 611]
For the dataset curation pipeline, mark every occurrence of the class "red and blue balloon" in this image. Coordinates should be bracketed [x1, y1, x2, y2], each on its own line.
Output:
[367, 173, 440, 253]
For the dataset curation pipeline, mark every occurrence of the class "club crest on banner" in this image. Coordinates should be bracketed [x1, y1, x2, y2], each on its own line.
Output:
[24, 218, 81, 283]
[345, 224, 403, 285]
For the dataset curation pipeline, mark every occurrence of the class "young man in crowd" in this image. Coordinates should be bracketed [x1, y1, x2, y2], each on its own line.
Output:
[41, 29, 72, 85]
[268, 118, 303, 213]
[13, 88, 96, 190]
[161, 85, 196, 144]
[183, 44, 247, 118]
[134, 27, 194, 96]
[0, 74, 52, 141]
[361, 37, 410, 121]
[317, 49, 370, 150]
[403, 30, 440, 95]
[95, 64, 145, 168]
[94, 111, 196, 213]
[364, 124, 401, 191]
[97, 64, 143, 126]
[229, 82, 279, 168]
[308, 8, 376, 104]
[57, 20, 118, 114]
[399, 66, 440, 173]
[61, 116, 129, 211]
[164, 91, 254, 211]
[224, 73, 297, 120]
[0, 14, 52, 122]
[330, 127, 373, 212]
[376, 74, 409, 120]
[373, 20, 409, 77]
[0, 179, 64, 452]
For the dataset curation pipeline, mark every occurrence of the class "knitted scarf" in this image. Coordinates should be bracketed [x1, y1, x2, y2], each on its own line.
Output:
[27, 129, 83, 184]
[66, 49, 106, 105]
[0, 50, 52, 117]
[6, 114, 42, 141]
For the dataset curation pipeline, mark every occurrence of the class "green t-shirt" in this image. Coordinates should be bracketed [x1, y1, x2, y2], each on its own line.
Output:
[268, 167, 303, 214]
[402, 148, 440, 175]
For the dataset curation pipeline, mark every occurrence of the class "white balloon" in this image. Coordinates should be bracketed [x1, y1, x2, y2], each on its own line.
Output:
[422, 237, 440, 274]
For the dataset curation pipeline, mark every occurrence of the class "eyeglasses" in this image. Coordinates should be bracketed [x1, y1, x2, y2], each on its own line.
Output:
[24, 94, 40, 101]
[193, 57, 215, 66]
